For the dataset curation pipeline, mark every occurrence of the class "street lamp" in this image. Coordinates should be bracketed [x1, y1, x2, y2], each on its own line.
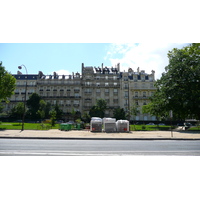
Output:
[18, 64, 28, 131]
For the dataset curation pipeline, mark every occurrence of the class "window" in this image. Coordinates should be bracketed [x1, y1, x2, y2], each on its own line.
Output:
[105, 89, 109, 93]
[114, 82, 117, 86]
[125, 91, 128, 97]
[124, 76, 128, 81]
[85, 88, 92, 93]
[143, 92, 146, 97]
[96, 83, 100, 86]
[152, 116, 156, 120]
[96, 89, 100, 93]
[105, 83, 109, 86]
[135, 92, 138, 97]
[86, 75, 91, 79]
[134, 83, 138, 88]
[113, 99, 118, 104]
[74, 100, 79, 104]
[75, 93, 80, 97]
[85, 82, 91, 86]
[113, 76, 117, 80]
[114, 89, 118, 93]
[133, 76, 137, 81]
[141, 76, 145, 81]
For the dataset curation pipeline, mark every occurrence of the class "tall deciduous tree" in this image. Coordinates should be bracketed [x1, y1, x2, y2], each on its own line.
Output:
[146, 43, 200, 120]
[10, 102, 24, 119]
[53, 103, 63, 119]
[113, 108, 126, 120]
[26, 93, 41, 120]
[37, 99, 47, 120]
[89, 99, 107, 118]
[0, 62, 16, 102]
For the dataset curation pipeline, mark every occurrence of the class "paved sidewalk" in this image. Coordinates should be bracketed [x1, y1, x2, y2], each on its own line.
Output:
[0, 129, 200, 139]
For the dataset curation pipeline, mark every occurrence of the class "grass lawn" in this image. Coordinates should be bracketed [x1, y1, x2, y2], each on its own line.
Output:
[188, 126, 200, 131]
[0, 122, 59, 130]
[130, 125, 172, 131]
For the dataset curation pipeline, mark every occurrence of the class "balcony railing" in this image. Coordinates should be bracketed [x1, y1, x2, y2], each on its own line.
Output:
[42, 96, 81, 99]
[133, 96, 149, 99]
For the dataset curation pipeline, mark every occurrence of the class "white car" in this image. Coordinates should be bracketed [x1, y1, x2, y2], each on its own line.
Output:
[146, 123, 155, 125]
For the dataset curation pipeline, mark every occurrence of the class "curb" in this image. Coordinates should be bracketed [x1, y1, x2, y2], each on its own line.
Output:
[0, 136, 200, 140]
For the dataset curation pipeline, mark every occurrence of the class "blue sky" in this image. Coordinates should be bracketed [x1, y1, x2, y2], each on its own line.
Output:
[0, 43, 189, 80]
[0, 43, 111, 75]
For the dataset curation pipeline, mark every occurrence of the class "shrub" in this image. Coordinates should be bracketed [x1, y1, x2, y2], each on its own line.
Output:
[142, 125, 146, 130]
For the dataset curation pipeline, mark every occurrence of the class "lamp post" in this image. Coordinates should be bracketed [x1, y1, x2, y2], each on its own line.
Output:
[18, 64, 28, 131]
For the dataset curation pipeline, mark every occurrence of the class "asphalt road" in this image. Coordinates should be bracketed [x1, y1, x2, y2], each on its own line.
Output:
[0, 138, 200, 156]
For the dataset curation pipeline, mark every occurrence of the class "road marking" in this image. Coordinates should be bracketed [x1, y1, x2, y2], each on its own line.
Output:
[1, 150, 200, 156]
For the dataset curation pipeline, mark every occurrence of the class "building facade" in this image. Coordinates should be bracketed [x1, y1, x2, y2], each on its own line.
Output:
[2, 63, 157, 121]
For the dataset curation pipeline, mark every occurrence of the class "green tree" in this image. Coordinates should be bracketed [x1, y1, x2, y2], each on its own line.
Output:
[0, 62, 16, 103]
[44, 102, 51, 119]
[53, 103, 63, 119]
[129, 103, 140, 130]
[70, 108, 76, 121]
[0, 104, 3, 113]
[70, 108, 81, 121]
[37, 99, 47, 120]
[82, 112, 91, 123]
[113, 108, 126, 120]
[129, 103, 140, 121]
[49, 109, 56, 126]
[26, 93, 41, 120]
[89, 99, 107, 118]
[148, 43, 200, 120]
[10, 102, 24, 119]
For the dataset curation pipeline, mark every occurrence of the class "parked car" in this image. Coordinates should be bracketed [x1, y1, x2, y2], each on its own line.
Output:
[158, 123, 165, 126]
[177, 123, 184, 126]
[146, 123, 155, 125]
[184, 123, 192, 127]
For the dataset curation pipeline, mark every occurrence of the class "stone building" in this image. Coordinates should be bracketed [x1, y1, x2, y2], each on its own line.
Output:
[2, 63, 157, 122]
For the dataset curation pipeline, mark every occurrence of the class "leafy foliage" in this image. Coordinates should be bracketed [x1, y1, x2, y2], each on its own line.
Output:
[26, 93, 41, 120]
[10, 102, 24, 119]
[113, 108, 126, 120]
[37, 100, 47, 120]
[129, 103, 140, 120]
[146, 43, 200, 120]
[89, 99, 107, 118]
[82, 112, 91, 123]
[53, 103, 63, 119]
[49, 109, 56, 126]
[0, 62, 16, 103]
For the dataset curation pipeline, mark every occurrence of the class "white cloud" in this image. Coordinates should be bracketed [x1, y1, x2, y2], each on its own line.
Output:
[105, 43, 189, 79]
